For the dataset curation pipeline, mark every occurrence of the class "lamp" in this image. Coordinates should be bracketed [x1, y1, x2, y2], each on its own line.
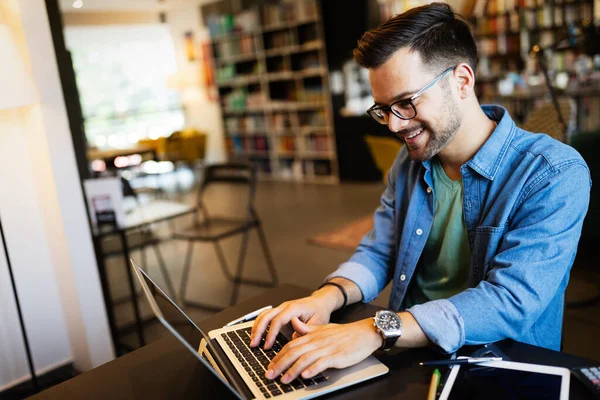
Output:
[0, 22, 39, 394]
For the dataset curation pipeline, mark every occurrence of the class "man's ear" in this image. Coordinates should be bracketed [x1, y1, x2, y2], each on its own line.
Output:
[454, 63, 475, 99]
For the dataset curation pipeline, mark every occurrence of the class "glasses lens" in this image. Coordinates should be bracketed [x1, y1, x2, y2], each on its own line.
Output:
[391, 101, 416, 120]
[368, 108, 389, 125]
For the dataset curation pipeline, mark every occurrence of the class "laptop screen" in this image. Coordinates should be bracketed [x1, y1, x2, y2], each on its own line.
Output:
[138, 267, 203, 349]
[132, 261, 245, 399]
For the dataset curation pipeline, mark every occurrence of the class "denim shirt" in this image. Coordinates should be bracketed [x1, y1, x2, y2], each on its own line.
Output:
[327, 105, 591, 353]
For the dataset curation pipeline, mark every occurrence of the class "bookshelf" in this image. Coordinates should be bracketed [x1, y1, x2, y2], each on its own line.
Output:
[201, 0, 338, 183]
[468, 0, 600, 133]
[471, 0, 592, 92]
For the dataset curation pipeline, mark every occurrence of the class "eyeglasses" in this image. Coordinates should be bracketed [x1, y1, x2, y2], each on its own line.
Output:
[367, 66, 456, 125]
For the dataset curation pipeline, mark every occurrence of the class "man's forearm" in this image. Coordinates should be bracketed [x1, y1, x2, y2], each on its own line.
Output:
[312, 277, 363, 312]
[395, 311, 430, 348]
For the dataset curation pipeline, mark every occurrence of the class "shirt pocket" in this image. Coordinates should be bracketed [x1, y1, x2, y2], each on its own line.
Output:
[471, 224, 507, 284]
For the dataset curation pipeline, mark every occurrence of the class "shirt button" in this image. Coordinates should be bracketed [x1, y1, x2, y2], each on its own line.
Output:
[427, 187, 432, 193]
[416, 228, 423, 235]
[400, 274, 406, 281]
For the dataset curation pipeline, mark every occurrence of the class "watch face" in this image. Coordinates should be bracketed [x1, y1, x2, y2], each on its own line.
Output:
[377, 311, 401, 331]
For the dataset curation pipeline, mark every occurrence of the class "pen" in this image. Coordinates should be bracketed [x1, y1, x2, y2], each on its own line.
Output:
[420, 356, 502, 367]
[224, 305, 273, 327]
[435, 353, 456, 398]
[427, 368, 441, 400]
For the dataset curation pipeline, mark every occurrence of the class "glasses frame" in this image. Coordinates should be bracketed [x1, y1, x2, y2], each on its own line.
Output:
[367, 66, 456, 124]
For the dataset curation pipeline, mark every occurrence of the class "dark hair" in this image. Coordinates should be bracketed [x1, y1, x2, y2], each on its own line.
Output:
[353, 2, 477, 75]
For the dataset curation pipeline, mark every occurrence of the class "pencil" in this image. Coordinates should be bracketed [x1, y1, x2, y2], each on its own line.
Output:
[427, 368, 441, 400]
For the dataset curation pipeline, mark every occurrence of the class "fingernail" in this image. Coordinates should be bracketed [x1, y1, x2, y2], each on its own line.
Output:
[281, 374, 290, 384]
[266, 369, 274, 379]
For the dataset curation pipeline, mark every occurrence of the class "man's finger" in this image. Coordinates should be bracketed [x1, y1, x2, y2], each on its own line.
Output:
[291, 316, 315, 336]
[263, 306, 298, 349]
[301, 353, 340, 379]
[282, 350, 330, 384]
[267, 345, 322, 382]
[250, 308, 280, 347]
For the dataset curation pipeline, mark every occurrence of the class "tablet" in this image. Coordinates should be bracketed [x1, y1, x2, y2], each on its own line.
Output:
[438, 359, 571, 400]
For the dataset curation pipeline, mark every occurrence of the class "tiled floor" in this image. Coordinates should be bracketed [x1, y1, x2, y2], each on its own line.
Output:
[107, 171, 600, 362]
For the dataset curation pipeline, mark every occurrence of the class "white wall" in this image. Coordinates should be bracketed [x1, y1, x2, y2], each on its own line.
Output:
[0, 0, 114, 390]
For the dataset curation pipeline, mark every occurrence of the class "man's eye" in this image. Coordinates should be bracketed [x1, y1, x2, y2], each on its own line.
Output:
[392, 101, 413, 111]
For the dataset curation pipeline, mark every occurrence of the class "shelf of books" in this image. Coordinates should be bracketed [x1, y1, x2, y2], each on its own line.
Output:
[202, 0, 339, 183]
[468, 0, 600, 133]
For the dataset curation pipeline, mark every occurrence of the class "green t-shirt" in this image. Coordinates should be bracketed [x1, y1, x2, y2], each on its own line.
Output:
[405, 157, 471, 308]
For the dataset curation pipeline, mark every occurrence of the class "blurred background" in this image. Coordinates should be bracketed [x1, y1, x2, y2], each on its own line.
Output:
[1, 0, 600, 397]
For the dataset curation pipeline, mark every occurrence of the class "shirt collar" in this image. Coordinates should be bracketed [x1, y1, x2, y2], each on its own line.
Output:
[420, 105, 514, 180]
[465, 105, 515, 181]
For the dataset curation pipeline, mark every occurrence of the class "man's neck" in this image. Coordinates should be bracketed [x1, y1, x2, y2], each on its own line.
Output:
[437, 105, 496, 181]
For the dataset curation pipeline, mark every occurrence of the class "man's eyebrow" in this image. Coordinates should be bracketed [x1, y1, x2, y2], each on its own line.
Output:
[374, 89, 419, 106]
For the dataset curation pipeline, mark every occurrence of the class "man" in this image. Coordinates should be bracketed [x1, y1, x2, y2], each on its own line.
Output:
[251, 2, 591, 386]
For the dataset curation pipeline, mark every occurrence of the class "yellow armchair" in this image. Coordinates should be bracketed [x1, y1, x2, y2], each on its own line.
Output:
[365, 135, 403, 185]
[139, 129, 207, 164]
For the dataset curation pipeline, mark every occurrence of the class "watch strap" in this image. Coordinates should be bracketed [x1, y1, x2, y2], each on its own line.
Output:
[381, 335, 400, 351]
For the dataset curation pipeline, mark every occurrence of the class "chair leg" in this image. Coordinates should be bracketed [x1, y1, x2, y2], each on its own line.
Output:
[213, 241, 235, 281]
[179, 241, 194, 304]
[256, 223, 278, 286]
[230, 230, 250, 306]
[152, 243, 176, 299]
[176, 240, 226, 313]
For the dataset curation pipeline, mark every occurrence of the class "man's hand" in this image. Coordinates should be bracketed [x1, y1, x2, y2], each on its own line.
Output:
[250, 289, 339, 349]
[265, 317, 382, 384]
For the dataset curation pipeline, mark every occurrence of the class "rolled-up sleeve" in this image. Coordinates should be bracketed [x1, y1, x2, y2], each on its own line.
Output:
[325, 155, 401, 302]
[408, 299, 465, 353]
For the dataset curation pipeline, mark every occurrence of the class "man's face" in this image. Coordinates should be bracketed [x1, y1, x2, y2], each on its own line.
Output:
[368, 49, 463, 161]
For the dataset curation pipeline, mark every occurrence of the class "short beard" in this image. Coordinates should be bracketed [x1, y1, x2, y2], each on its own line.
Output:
[407, 94, 462, 162]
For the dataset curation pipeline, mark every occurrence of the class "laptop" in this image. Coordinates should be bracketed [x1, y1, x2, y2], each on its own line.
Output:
[131, 259, 389, 399]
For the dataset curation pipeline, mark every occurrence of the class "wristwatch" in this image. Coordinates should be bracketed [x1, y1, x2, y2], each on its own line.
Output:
[373, 310, 403, 351]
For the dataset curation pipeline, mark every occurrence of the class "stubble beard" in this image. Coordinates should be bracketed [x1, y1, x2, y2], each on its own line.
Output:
[406, 95, 463, 162]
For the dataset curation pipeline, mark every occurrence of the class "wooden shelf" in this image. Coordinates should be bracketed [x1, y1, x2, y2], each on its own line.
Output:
[266, 67, 326, 81]
[300, 126, 331, 135]
[210, 29, 260, 42]
[226, 129, 268, 135]
[264, 41, 323, 57]
[215, 53, 259, 65]
[217, 75, 262, 87]
[299, 151, 336, 159]
[262, 17, 319, 33]
[223, 107, 267, 115]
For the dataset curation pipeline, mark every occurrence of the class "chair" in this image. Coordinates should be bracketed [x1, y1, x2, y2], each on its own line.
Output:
[100, 177, 176, 304]
[364, 135, 403, 185]
[173, 162, 278, 311]
[521, 97, 576, 143]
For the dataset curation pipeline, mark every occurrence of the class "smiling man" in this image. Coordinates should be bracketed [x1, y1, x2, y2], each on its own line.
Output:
[251, 2, 591, 385]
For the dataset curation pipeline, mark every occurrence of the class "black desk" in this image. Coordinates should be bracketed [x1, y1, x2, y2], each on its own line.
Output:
[32, 284, 598, 399]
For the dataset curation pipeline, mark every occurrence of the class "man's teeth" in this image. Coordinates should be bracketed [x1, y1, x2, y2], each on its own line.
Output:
[406, 129, 423, 139]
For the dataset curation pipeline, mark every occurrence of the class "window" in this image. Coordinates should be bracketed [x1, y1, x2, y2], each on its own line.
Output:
[65, 25, 185, 149]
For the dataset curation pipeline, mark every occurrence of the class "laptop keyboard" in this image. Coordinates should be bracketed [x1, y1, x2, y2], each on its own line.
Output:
[221, 327, 328, 398]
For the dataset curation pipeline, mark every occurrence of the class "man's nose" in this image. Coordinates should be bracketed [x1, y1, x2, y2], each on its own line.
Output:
[388, 113, 410, 133]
